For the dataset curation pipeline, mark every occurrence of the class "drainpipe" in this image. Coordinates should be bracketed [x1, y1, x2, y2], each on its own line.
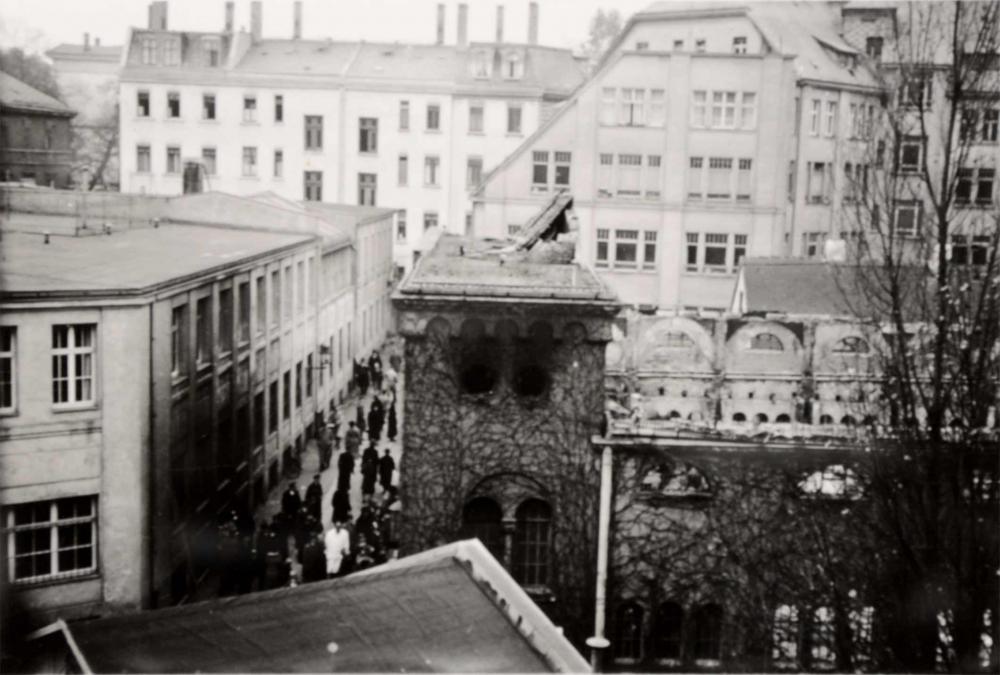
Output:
[587, 443, 613, 671]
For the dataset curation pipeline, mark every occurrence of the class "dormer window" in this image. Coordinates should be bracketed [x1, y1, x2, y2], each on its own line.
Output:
[203, 37, 221, 67]
[471, 50, 492, 78]
[141, 37, 157, 65]
[164, 38, 180, 66]
[503, 52, 524, 79]
[732, 36, 747, 54]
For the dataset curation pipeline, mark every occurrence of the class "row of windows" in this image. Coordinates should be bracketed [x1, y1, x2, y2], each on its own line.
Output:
[595, 229, 657, 272]
[138, 35, 222, 67]
[599, 87, 667, 127]
[598, 153, 661, 200]
[686, 233, 747, 275]
[633, 35, 748, 54]
[687, 156, 753, 202]
[691, 90, 757, 130]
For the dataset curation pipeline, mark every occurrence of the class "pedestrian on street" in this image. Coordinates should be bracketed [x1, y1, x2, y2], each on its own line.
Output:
[378, 449, 395, 493]
[361, 443, 379, 497]
[305, 474, 323, 522]
[357, 360, 370, 396]
[281, 482, 302, 521]
[367, 396, 384, 443]
[331, 488, 352, 524]
[329, 404, 341, 441]
[317, 424, 334, 471]
[383, 365, 398, 398]
[356, 402, 366, 436]
[336, 448, 355, 494]
[301, 531, 326, 583]
[324, 521, 351, 578]
[345, 420, 361, 454]
[386, 402, 398, 442]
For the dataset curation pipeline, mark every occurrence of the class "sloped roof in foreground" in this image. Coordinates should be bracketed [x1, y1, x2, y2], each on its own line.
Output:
[35, 539, 588, 673]
[0, 72, 75, 117]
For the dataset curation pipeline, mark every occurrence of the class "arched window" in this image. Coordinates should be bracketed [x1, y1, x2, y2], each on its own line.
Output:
[733, 412, 747, 423]
[750, 333, 784, 351]
[755, 413, 769, 424]
[775, 413, 791, 423]
[772, 604, 799, 668]
[841, 415, 856, 426]
[652, 602, 685, 660]
[668, 410, 681, 419]
[692, 603, 723, 662]
[512, 499, 551, 587]
[833, 336, 870, 354]
[462, 497, 503, 561]
[819, 414, 834, 424]
[613, 602, 644, 661]
[810, 606, 836, 669]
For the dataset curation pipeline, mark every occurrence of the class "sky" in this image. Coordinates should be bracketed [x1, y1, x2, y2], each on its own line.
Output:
[0, 0, 654, 55]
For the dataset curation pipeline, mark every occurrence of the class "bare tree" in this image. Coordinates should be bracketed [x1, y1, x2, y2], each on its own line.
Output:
[580, 9, 624, 74]
[0, 47, 61, 99]
[839, 2, 1000, 671]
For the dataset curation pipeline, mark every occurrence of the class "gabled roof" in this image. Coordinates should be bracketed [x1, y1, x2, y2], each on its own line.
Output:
[31, 540, 588, 673]
[0, 72, 75, 117]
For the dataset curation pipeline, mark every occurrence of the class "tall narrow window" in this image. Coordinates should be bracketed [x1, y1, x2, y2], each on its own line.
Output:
[273, 149, 283, 178]
[195, 297, 212, 365]
[52, 324, 96, 406]
[643, 232, 658, 270]
[166, 146, 181, 174]
[512, 499, 551, 587]
[255, 276, 265, 335]
[396, 212, 407, 241]
[532, 151, 549, 191]
[137, 91, 150, 117]
[0, 327, 15, 411]
[270, 270, 280, 327]
[740, 92, 756, 129]
[201, 147, 216, 176]
[649, 89, 666, 126]
[218, 287, 234, 354]
[423, 211, 438, 231]
[595, 228, 609, 267]
[304, 171, 323, 201]
[707, 157, 732, 199]
[691, 90, 707, 128]
[653, 602, 685, 660]
[686, 233, 700, 271]
[467, 156, 483, 188]
[295, 262, 305, 315]
[141, 38, 157, 65]
[613, 603, 644, 661]
[554, 152, 571, 187]
[507, 104, 522, 133]
[242, 95, 257, 123]
[825, 101, 838, 136]
[598, 154, 613, 198]
[469, 102, 484, 133]
[693, 604, 723, 662]
[268, 380, 278, 433]
[736, 158, 752, 201]
[688, 157, 704, 199]
[399, 100, 410, 131]
[358, 173, 377, 206]
[424, 156, 440, 187]
[274, 95, 283, 123]
[461, 497, 503, 561]
[283, 370, 291, 419]
[202, 94, 216, 120]
[359, 118, 378, 153]
[241, 146, 257, 177]
[620, 88, 645, 126]
[427, 104, 441, 131]
[810, 99, 821, 135]
[645, 155, 661, 199]
[305, 115, 323, 150]
[733, 234, 748, 270]
[164, 38, 180, 65]
[136, 145, 151, 173]
[397, 154, 408, 186]
[618, 154, 641, 197]
[165, 91, 180, 118]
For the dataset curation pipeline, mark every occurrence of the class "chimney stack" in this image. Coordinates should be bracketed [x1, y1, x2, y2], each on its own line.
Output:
[293, 1, 302, 39]
[528, 2, 539, 45]
[495, 5, 504, 44]
[224, 1, 234, 32]
[84, 33, 91, 51]
[457, 4, 468, 48]
[436, 4, 445, 46]
[250, 1, 262, 42]
[148, 1, 168, 30]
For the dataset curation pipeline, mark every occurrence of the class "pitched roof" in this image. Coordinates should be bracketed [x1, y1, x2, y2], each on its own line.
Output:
[36, 540, 588, 673]
[736, 258, 927, 320]
[0, 72, 75, 117]
[45, 43, 122, 61]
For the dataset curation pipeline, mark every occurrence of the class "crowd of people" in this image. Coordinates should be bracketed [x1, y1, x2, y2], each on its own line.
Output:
[212, 347, 403, 594]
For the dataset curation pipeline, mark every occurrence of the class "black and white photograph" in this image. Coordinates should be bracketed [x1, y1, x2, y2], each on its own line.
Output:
[0, 0, 998, 672]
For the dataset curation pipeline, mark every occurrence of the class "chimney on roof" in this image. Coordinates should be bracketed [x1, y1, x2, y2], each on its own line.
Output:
[495, 5, 504, 44]
[293, 1, 302, 39]
[528, 2, 539, 45]
[435, 3, 445, 46]
[148, 1, 168, 30]
[457, 4, 468, 48]
[250, 0, 262, 42]
[84, 33, 91, 51]
[224, 1, 234, 33]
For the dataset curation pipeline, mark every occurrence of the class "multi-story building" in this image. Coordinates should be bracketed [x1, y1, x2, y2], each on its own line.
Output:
[0, 72, 77, 187]
[45, 34, 123, 189]
[0, 186, 394, 626]
[117, 0, 585, 273]
[472, 2, 885, 311]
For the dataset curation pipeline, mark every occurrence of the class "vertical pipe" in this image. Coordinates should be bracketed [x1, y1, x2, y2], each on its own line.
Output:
[590, 444, 613, 671]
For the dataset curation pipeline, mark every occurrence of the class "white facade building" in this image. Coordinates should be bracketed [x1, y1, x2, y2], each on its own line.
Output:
[473, 2, 883, 311]
[117, 1, 584, 273]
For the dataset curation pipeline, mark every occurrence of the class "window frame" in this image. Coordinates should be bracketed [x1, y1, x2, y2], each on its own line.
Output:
[359, 117, 378, 154]
[0, 327, 17, 413]
[424, 155, 440, 187]
[241, 146, 258, 178]
[51, 324, 97, 408]
[202, 93, 216, 120]
[304, 170, 323, 202]
[468, 101, 484, 134]
[136, 144, 151, 174]
[166, 91, 181, 119]
[242, 95, 258, 123]
[507, 103, 523, 134]
[5, 496, 99, 585]
[170, 305, 188, 379]
[304, 115, 324, 151]
[426, 104, 441, 132]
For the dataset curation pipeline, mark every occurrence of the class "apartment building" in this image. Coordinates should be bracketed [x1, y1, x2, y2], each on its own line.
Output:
[117, 1, 585, 273]
[472, 2, 883, 311]
[0, 187, 393, 625]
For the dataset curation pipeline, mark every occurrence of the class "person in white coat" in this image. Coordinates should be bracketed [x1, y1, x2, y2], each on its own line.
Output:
[324, 521, 351, 578]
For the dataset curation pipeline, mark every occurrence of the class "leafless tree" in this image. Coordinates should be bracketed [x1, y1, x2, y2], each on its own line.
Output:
[838, 2, 1000, 671]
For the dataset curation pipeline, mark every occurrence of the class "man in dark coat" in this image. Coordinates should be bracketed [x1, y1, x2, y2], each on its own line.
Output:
[378, 449, 395, 493]
[357, 360, 369, 396]
[344, 421, 361, 455]
[355, 402, 366, 436]
[386, 402, 398, 442]
[367, 397, 384, 443]
[301, 531, 326, 583]
[360, 443, 379, 497]
[336, 449, 355, 493]
[305, 474, 324, 522]
[331, 488, 352, 524]
[281, 483, 301, 520]
[317, 424, 334, 471]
